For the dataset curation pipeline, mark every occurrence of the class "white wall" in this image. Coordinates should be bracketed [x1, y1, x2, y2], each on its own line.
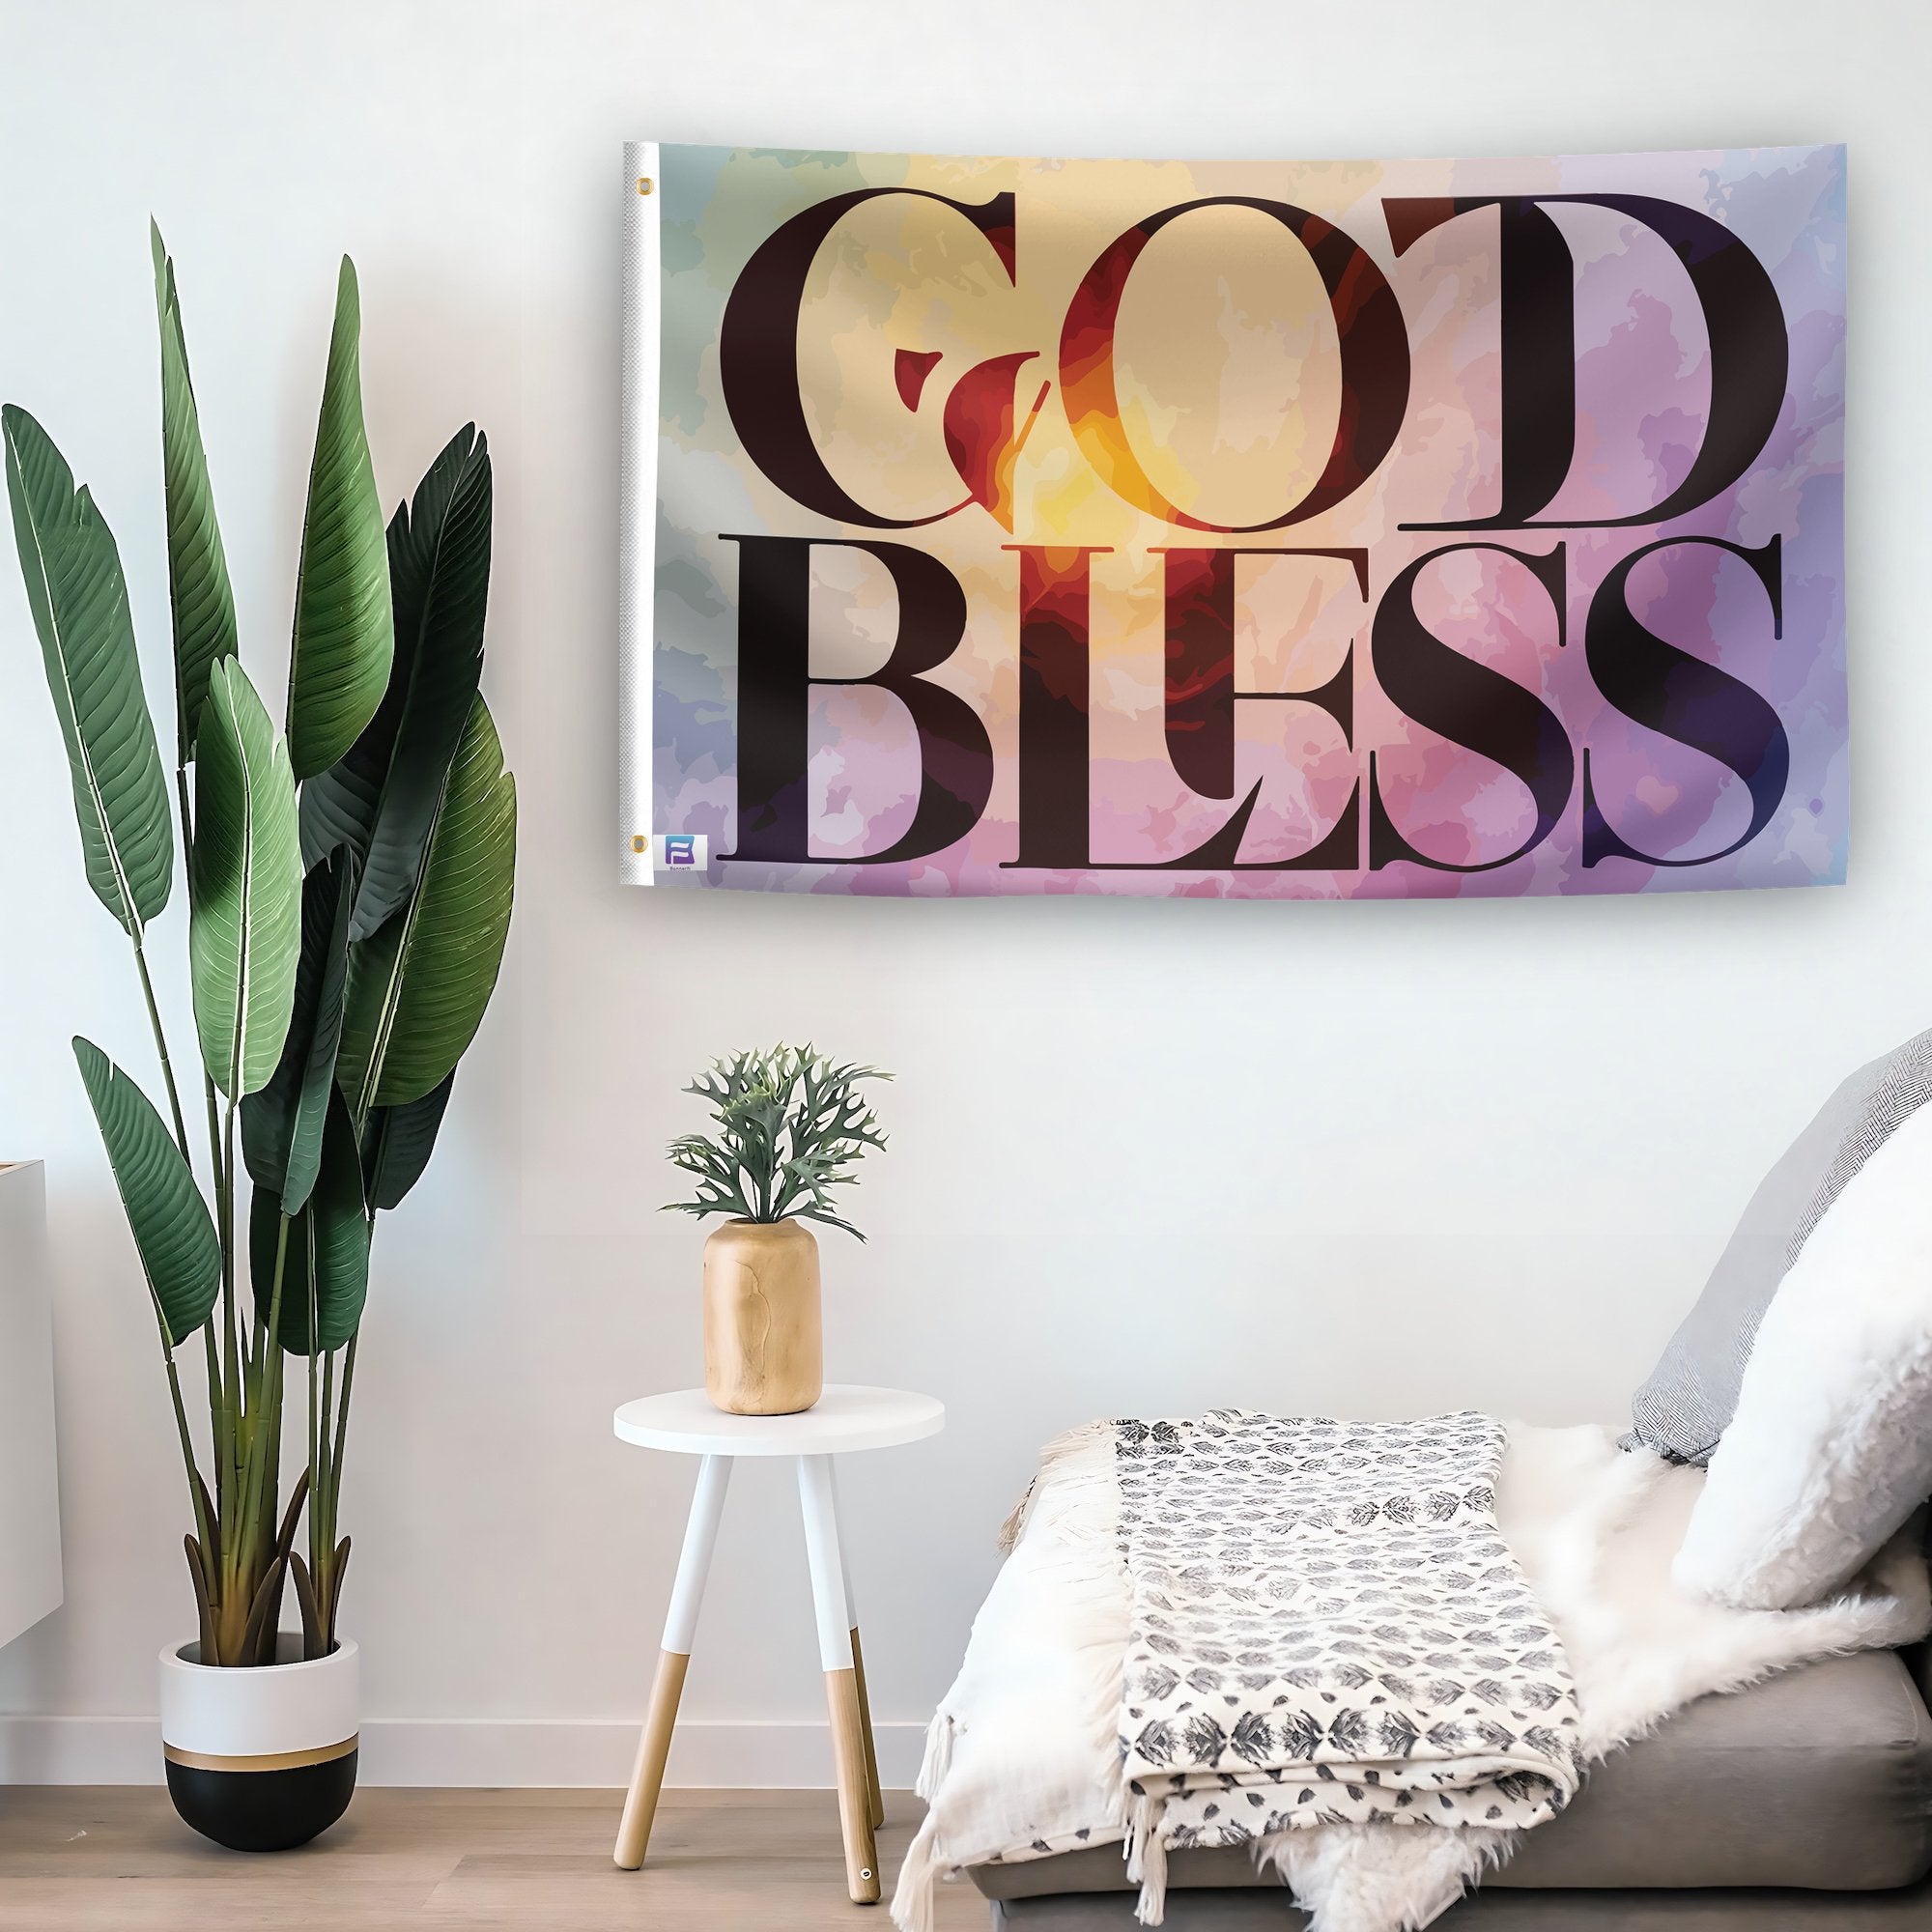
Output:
[1, 0, 1927, 1786]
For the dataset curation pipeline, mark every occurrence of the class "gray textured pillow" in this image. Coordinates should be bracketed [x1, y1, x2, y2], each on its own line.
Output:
[1625, 1025, 1932, 1464]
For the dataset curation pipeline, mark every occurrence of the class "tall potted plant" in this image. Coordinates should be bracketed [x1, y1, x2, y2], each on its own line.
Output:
[3, 227, 515, 1851]
[665, 1045, 888, 1415]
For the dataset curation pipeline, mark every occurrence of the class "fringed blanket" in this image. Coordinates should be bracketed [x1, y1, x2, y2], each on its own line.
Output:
[895, 1419, 1932, 1932]
[1111, 1412, 1581, 1919]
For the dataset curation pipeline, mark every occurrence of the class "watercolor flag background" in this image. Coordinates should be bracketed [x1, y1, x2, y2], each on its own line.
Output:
[625, 144, 1846, 899]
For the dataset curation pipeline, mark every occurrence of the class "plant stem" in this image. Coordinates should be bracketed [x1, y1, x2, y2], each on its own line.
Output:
[331, 1333, 356, 1496]
[162, 1349, 213, 1563]
[202, 1321, 226, 1526]
[319, 1335, 355, 1651]
[307, 1333, 321, 1542]
[130, 938, 190, 1165]
[128, 767, 224, 1643]
[200, 1074, 227, 1515]
[219, 1096, 240, 1467]
[214, 1095, 243, 1635]
[218, 1212, 288, 1662]
[242, 1215, 290, 1582]
[314, 1346, 336, 1566]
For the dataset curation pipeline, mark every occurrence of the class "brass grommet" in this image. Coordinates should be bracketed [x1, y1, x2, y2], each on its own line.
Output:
[637, 176, 654, 196]
[631, 835, 647, 853]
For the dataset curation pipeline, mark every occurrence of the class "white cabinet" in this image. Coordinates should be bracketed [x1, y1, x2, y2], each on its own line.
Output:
[0, 1162, 61, 1648]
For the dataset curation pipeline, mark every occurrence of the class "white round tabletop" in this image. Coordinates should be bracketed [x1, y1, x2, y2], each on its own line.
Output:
[612, 1383, 945, 1458]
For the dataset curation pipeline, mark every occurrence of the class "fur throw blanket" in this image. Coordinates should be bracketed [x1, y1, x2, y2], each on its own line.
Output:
[894, 1420, 1931, 1932]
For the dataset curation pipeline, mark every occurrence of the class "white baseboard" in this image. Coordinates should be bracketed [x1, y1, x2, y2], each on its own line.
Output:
[0, 1715, 928, 1788]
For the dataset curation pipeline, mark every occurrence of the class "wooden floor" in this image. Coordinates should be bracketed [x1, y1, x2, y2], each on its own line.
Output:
[0, 1786, 987, 1931]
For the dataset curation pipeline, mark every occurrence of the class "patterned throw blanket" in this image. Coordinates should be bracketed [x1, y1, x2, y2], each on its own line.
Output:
[1114, 1411, 1583, 1918]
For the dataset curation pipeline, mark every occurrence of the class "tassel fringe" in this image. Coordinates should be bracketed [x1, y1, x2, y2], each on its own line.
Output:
[890, 1812, 943, 1932]
[914, 1711, 953, 1804]
[995, 1485, 1034, 1554]
[1123, 1789, 1170, 1925]
[1000, 1419, 1115, 1551]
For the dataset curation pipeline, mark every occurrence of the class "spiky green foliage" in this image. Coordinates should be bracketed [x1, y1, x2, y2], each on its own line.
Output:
[666, 1045, 890, 1240]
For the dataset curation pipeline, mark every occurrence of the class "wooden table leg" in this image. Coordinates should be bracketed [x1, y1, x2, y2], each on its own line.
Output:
[848, 1625, 885, 1831]
[827, 1462, 885, 1830]
[614, 1454, 732, 1869]
[798, 1454, 880, 1904]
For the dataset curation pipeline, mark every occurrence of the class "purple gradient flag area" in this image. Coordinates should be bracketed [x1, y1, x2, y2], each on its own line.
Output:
[620, 143, 1846, 900]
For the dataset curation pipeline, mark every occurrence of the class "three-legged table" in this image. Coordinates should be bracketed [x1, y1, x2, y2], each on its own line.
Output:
[610, 1385, 946, 1902]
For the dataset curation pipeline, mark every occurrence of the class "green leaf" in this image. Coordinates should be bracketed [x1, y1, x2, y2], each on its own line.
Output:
[242, 848, 355, 1213]
[151, 223, 238, 763]
[665, 1044, 889, 1238]
[287, 257, 392, 781]
[250, 1088, 369, 1355]
[73, 1037, 219, 1348]
[360, 1070, 455, 1212]
[190, 658, 302, 1098]
[338, 695, 515, 1113]
[3, 405, 174, 936]
[301, 425, 491, 939]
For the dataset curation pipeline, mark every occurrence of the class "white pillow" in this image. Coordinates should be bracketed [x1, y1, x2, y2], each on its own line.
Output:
[1672, 1097, 1932, 1610]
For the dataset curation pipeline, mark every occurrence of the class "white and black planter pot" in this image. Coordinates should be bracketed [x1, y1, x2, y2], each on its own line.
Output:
[158, 1635, 358, 1852]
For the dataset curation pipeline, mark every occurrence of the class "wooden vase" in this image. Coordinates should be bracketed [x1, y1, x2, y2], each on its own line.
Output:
[702, 1218, 823, 1415]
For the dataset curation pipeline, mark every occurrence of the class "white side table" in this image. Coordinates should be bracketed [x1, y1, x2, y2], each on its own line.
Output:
[611, 1384, 945, 1903]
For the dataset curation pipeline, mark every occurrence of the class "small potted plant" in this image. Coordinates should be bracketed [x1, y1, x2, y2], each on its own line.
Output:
[4, 229, 514, 1851]
[666, 1046, 889, 1415]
